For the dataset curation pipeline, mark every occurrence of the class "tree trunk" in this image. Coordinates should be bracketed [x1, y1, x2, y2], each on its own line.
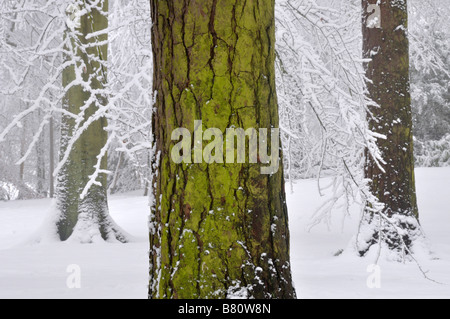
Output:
[143, 151, 151, 197]
[56, 0, 126, 243]
[36, 109, 47, 197]
[361, 0, 420, 255]
[17, 102, 27, 200]
[108, 151, 124, 195]
[49, 116, 55, 198]
[149, 0, 295, 299]
[19, 103, 26, 183]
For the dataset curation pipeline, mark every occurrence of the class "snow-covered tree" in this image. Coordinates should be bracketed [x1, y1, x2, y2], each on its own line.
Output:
[0, 0, 152, 242]
[56, 0, 127, 242]
[358, 0, 421, 259]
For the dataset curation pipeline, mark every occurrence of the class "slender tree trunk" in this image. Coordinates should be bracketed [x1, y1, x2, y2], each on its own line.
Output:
[19, 152, 25, 182]
[19, 104, 25, 183]
[17, 103, 26, 200]
[36, 109, 46, 197]
[36, 134, 46, 196]
[56, 0, 126, 243]
[143, 150, 151, 197]
[149, 0, 295, 299]
[143, 179, 149, 197]
[108, 151, 123, 195]
[49, 116, 55, 198]
[360, 0, 420, 255]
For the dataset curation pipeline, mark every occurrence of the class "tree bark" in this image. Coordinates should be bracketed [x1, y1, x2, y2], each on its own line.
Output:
[149, 0, 295, 299]
[361, 0, 420, 255]
[56, 0, 125, 243]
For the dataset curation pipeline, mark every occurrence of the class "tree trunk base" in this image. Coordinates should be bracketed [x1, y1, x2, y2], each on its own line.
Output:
[27, 199, 130, 244]
[356, 211, 428, 262]
[65, 209, 129, 244]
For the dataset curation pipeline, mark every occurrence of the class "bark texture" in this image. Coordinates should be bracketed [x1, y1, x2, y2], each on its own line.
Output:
[361, 0, 419, 255]
[149, 0, 295, 299]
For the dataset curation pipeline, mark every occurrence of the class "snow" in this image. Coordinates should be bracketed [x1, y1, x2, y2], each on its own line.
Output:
[0, 191, 148, 299]
[1, 169, 450, 299]
[66, 4, 82, 30]
[289, 168, 450, 299]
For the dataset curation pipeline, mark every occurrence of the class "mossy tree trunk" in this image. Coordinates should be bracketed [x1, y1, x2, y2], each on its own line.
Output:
[149, 0, 296, 299]
[361, 0, 420, 255]
[56, 0, 125, 243]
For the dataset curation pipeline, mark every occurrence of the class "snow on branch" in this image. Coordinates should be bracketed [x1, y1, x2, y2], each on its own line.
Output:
[276, 0, 384, 227]
[0, 0, 153, 196]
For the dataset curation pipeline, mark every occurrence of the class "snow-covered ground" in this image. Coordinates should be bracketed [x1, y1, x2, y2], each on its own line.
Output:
[0, 168, 449, 299]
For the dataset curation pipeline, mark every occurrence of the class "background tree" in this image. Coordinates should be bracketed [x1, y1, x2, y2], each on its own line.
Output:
[106, 0, 154, 196]
[359, 0, 421, 258]
[56, 0, 127, 242]
[0, 0, 152, 240]
[0, 1, 59, 201]
[409, 0, 450, 167]
[149, 0, 296, 299]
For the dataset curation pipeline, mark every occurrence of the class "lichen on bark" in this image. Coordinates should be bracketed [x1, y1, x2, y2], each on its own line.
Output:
[149, 0, 296, 299]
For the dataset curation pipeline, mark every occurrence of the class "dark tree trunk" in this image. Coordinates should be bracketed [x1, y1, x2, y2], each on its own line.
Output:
[149, 0, 296, 299]
[361, 0, 420, 255]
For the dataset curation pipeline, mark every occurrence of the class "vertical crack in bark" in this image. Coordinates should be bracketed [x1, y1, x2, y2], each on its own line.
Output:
[208, 0, 218, 104]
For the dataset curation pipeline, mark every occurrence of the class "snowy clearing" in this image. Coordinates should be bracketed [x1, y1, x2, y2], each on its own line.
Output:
[0, 168, 449, 299]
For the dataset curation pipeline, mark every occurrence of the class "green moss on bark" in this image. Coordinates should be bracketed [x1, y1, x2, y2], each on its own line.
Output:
[150, 0, 295, 299]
